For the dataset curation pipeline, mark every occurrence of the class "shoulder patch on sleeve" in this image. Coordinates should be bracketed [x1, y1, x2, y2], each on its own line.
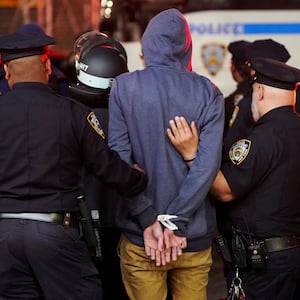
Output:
[229, 94, 244, 128]
[229, 139, 251, 165]
[87, 112, 105, 139]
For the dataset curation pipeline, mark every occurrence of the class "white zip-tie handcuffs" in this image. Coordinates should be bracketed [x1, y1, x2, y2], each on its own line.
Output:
[157, 214, 178, 230]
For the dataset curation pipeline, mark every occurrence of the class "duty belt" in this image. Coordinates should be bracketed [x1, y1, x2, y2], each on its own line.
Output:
[255, 236, 300, 253]
[0, 212, 77, 227]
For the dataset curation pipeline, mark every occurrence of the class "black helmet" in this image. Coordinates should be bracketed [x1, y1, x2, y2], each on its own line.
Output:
[69, 31, 128, 107]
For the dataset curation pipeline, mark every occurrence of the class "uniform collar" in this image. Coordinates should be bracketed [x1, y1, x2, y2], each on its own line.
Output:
[257, 106, 295, 125]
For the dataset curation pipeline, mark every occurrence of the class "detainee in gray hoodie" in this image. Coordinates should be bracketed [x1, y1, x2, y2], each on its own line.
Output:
[108, 8, 224, 300]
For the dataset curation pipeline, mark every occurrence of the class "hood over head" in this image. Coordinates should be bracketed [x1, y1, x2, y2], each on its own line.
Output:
[141, 8, 192, 71]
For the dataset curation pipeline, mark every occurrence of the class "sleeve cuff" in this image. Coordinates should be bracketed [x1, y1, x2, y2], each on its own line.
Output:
[135, 206, 158, 230]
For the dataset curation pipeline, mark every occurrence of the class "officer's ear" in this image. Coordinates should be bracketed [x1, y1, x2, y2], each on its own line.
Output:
[4, 63, 10, 81]
[46, 58, 52, 77]
[257, 84, 264, 102]
[41, 54, 52, 77]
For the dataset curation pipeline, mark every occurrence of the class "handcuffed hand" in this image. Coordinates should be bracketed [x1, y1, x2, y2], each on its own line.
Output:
[143, 220, 166, 266]
[143, 221, 187, 266]
[163, 228, 187, 262]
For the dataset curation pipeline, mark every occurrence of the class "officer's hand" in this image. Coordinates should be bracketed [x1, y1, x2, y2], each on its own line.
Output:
[166, 116, 199, 162]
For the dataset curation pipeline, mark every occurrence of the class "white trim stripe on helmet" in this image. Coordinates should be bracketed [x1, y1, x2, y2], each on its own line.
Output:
[77, 69, 114, 89]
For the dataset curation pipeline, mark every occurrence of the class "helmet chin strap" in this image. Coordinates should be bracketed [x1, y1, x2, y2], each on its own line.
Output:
[69, 83, 109, 108]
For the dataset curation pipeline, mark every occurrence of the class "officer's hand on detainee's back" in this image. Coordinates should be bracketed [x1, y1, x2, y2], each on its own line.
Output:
[167, 116, 199, 164]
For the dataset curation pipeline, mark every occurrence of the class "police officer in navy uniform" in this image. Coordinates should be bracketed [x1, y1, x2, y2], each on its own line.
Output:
[218, 40, 291, 257]
[219, 39, 292, 256]
[210, 57, 300, 300]
[168, 57, 300, 299]
[224, 40, 252, 138]
[0, 32, 147, 299]
[69, 31, 130, 300]
[223, 39, 291, 156]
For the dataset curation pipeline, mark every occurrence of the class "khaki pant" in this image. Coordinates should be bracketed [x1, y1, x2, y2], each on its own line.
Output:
[119, 235, 212, 300]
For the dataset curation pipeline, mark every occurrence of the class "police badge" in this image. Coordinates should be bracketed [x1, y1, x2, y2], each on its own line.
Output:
[229, 139, 251, 165]
[201, 42, 227, 76]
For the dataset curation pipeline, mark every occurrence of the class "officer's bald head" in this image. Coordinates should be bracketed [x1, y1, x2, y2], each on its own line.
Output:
[4, 54, 51, 88]
[0, 31, 54, 87]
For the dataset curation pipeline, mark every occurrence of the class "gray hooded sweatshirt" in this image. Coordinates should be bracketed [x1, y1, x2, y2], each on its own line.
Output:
[108, 8, 224, 251]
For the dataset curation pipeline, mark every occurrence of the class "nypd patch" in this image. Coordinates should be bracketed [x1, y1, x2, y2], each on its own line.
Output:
[87, 112, 105, 139]
[201, 42, 226, 76]
[229, 139, 251, 165]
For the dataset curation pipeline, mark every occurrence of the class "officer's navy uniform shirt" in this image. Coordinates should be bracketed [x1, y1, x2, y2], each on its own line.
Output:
[223, 88, 254, 157]
[220, 106, 300, 237]
[224, 80, 252, 136]
[0, 82, 145, 213]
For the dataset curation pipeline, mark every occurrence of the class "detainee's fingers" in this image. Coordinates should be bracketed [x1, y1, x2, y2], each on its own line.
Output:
[155, 249, 162, 266]
[176, 246, 183, 256]
[165, 247, 171, 263]
[164, 231, 171, 249]
[150, 248, 156, 260]
[145, 246, 151, 257]
[171, 246, 178, 261]
[160, 249, 167, 266]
